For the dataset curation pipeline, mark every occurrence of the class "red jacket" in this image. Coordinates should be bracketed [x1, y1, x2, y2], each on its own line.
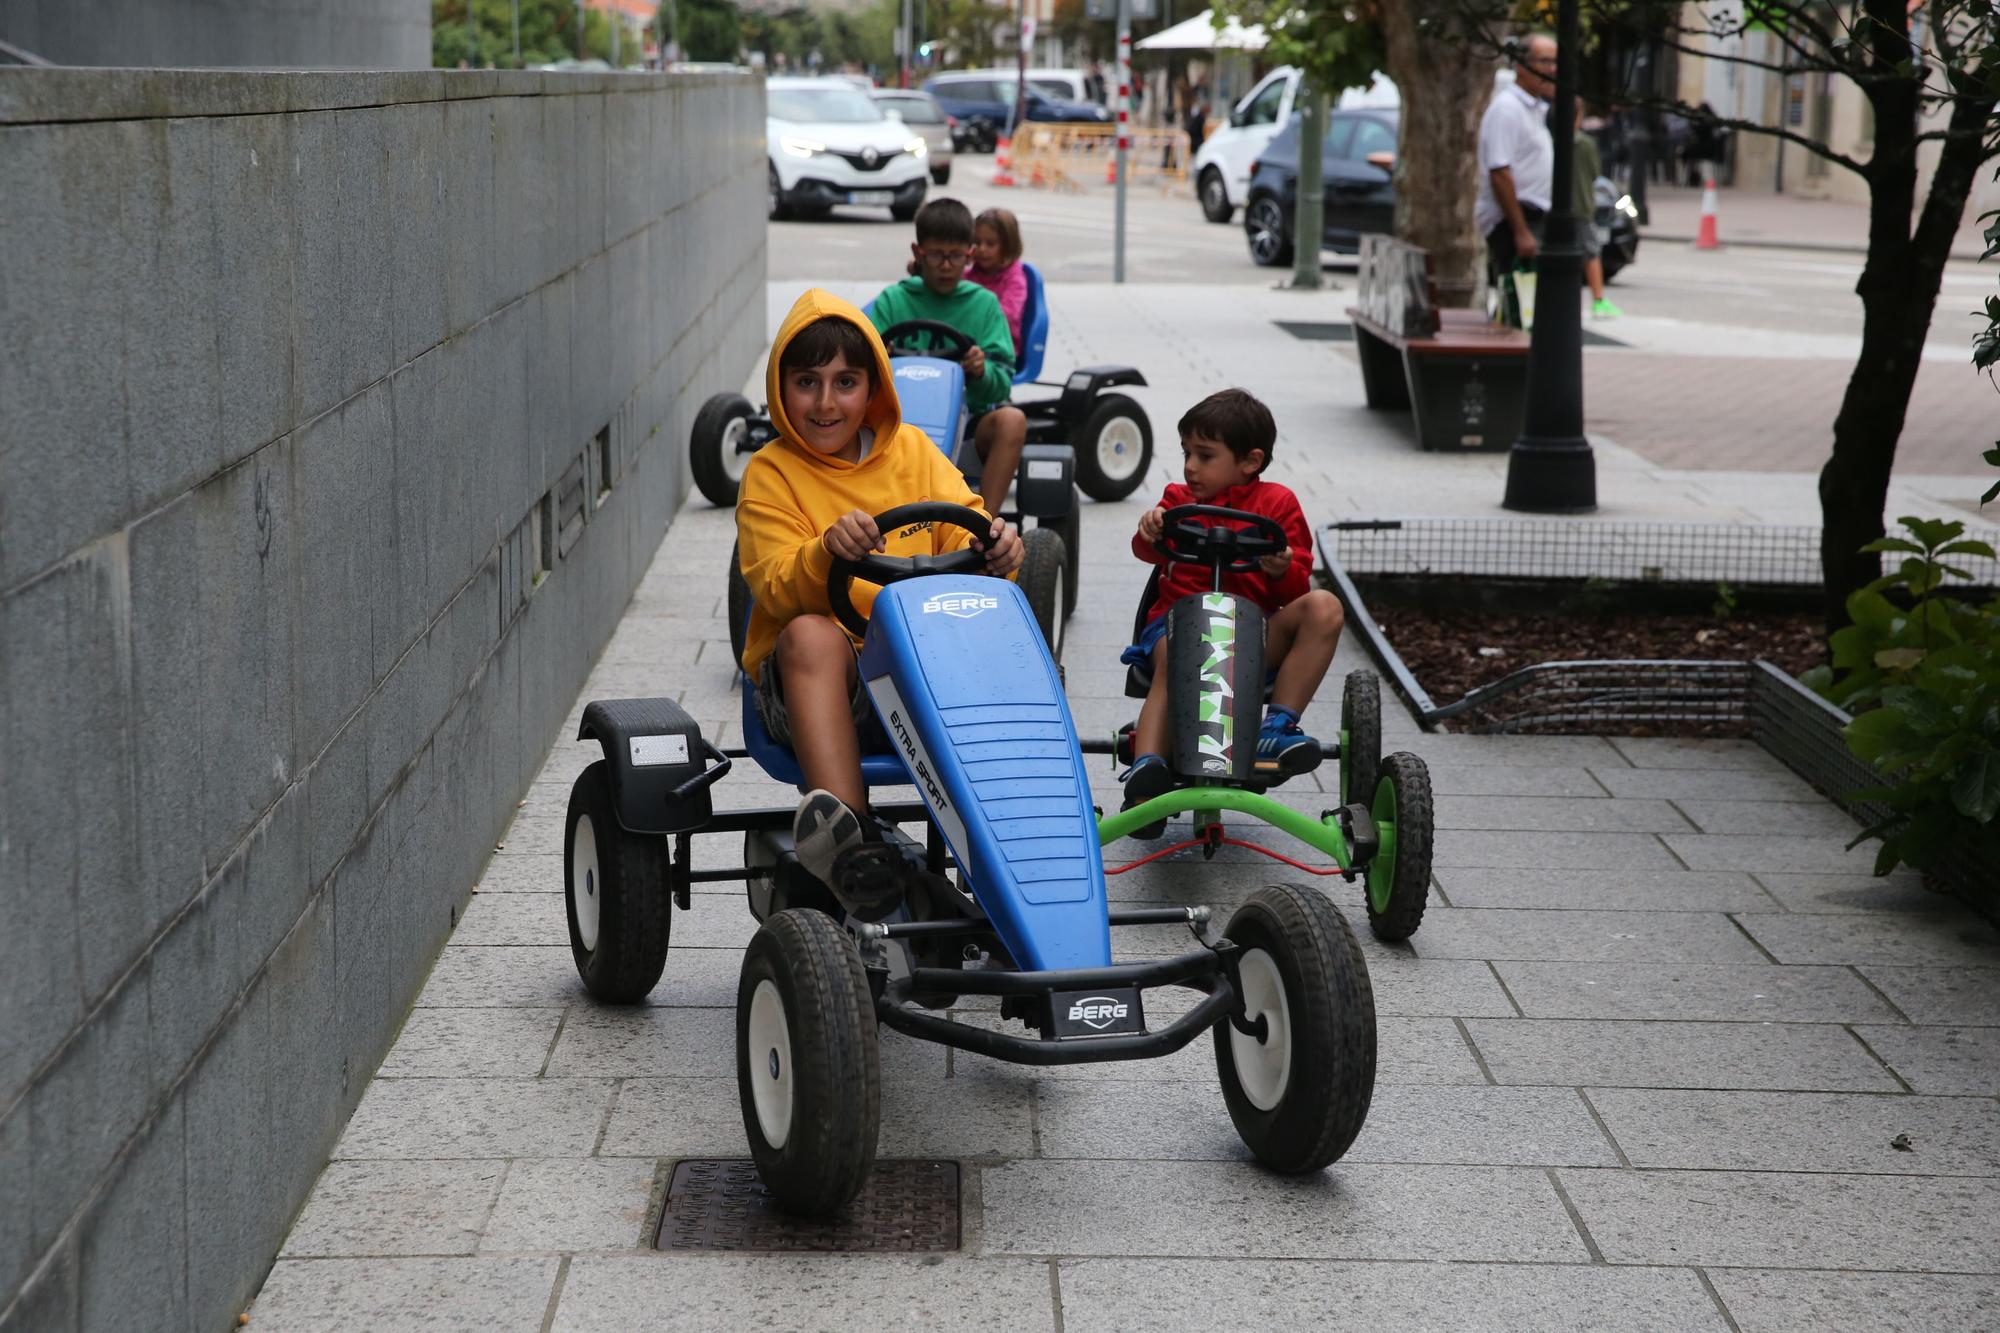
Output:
[1133, 479, 1313, 626]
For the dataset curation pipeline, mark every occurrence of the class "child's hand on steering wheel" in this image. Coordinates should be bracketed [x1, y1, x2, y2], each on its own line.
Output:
[976, 517, 1023, 577]
[822, 510, 887, 561]
[1137, 507, 1167, 543]
[960, 345, 987, 380]
[1257, 549, 1294, 578]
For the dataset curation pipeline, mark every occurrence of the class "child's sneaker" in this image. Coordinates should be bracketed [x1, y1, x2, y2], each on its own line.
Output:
[794, 789, 906, 921]
[1119, 754, 1174, 840]
[793, 789, 866, 886]
[1254, 710, 1322, 783]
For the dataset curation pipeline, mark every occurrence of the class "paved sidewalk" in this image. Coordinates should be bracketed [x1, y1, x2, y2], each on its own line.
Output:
[247, 282, 2000, 1330]
[1638, 183, 1993, 260]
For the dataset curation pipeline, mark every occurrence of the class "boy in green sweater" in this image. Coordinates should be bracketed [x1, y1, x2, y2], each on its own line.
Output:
[868, 197, 1027, 517]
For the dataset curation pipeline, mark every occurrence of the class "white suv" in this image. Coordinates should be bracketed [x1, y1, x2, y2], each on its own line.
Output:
[767, 77, 930, 222]
[1193, 68, 1398, 223]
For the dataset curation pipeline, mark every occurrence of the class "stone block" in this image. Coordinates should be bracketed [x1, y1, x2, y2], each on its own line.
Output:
[550, 1255, 1053, 1332]
[384, 101, 449, 367]
[1411, 908, 1769, 963]
[148, 870, 250, 1093]
[490, 97, 555, 299]
[282, 1159, 508, 1258]
[1055, 1259, 1726, 1332]
[527, 280, 576, 499]
[294, 396, 387, 761]
[0, 1104, 27, 1300]
[332, 1078, 616, 1160]
[264, 888, 345, 1172]
[1857, 966, 2000, 1025]
[980, 1160, 1588, 1262]
[1850, 1024, 2000, 1096]
[1557, 1167, 2000, 1271]
[1353, 957, 1515, 1018]
[208, 112, 298, 466]
[290, 110, 346, 422]
[1733, 912, 2000, 967]
[569, 254, 614, 450]
[75, 1100, 186, 1333]
[1433, 867, 1777, 912]
[1, 1232, 78, 1333]
[1424, 765, 1613, 798]
[1494, 961, 1900, 1023]
[479, 1158, 657, 1254]
[228, 784, 310, 984]
[332, 830, 402, 1086]
[306, 713, 370, 891]
[1608, 737, 1788, 770]
[335, 108, 397, 403]
[0, 124, 130, 588]
[390, 351, 450, 622]
[1665, 832, 1883, 875]
[1430, 831, 1682, 871]
[441, 99, 497, 336]
[1588, 1087, 2000, 1175]
[249, 1257, 557, 1332]
[1592, 768, 1819, 802]
[196, 442, 298, 872]
[1464, 1018, 1901, 1092]
[542, 1005, 736, 1080]
[1750, 872, 1949, 915]
[1400, 735, 1630, 769]
[376, 1008, 563, 1079]
[1672, 799, 1860, 836]
[126, 494, 209, 936]
[26, 967, 155, 1269]
[1705, 1270, 2000, 1333]
[1433, 795, 1694, 833]
[183, 982, 275, 1331]
[122, 117, 224, 517]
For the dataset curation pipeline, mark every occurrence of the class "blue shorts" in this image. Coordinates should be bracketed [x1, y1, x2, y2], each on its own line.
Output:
[1118, 615, 1170, 670]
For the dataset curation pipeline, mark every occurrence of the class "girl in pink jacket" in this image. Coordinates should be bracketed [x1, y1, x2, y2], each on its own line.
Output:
[965, 208, 1027, 359]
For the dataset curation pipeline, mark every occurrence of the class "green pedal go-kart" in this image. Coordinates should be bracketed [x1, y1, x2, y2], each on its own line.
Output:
[1093, 504, 1434, 941]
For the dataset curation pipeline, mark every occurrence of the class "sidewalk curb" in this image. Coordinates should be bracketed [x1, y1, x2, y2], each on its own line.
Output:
[1642, 229, 1985, 262]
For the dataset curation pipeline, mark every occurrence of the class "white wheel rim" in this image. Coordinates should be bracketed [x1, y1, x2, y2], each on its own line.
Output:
[720, 417, 752, 482]
[1049, 565, 1065, 659]
[747, 979, 794, 1150]
[1204, 175, 1224, 211]
[1094, 417, 1145, 483]
[1231, 948, 1292, 1112]
[571, 814, 601, 952]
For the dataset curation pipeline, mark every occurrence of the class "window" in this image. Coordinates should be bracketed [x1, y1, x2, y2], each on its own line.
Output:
[1321, 117, 1354, 159]
[768, 87, 883, 123]
[1027, 78, 1070, 100]
[1345, 116, 1396, 161]
[880, 95, 942, 124]
[1242, 77, 1286, 126]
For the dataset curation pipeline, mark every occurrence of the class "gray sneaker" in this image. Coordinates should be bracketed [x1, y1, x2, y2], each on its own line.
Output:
[793, 789, 866, 888]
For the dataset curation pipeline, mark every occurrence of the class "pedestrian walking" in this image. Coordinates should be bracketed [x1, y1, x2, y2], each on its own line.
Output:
[1571, 100, 1622, 319]
[1476, 34, 1557, 285]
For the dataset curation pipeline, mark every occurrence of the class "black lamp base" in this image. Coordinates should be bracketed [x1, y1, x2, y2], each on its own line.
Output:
[1502, 437, 1598, 513]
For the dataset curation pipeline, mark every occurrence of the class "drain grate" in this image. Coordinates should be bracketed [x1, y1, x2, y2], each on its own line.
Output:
[655, 1159, 961, 1254]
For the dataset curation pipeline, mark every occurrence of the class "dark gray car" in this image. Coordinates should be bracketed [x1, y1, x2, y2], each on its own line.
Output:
[871, 89, 954, 185]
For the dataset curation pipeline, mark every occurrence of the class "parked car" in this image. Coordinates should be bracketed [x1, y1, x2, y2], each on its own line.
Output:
[1193, 67, 1397, 223]
[1241, 107, 1641, 281]
[923, 72, 1110, 152]
[767, 77, 930, 222]
[977, 66, 1096, 104]
[870, 88, 955, 185]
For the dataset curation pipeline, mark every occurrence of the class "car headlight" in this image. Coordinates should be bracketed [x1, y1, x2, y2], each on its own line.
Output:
[779, 136, 824, 159]
[1616, 194, 1638, 219]
[906, 137, 927, 158]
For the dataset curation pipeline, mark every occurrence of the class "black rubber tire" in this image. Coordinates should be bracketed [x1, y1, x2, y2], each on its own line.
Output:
[565, 761, 672, 1003]
[1019, 526, 1066, 663]
[727, 539, 750, 672]
[1073, 394, 1153, 503]
[768, 163, 790, 221]
[1246, 195, 1293, 267]
[737, 909, 881, 1216]
[1364, 752, 1434, 942]
[1199, 167, 1233, 223]
[1214, 884, 1376, 1174]
[690, 392, 755, 508]
[1340, 670, 1382, 809]
[933, 164, 952, 185]
[1049, 502, 1081, 619]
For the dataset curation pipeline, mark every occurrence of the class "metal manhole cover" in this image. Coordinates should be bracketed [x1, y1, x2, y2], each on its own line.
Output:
[655, 1159, 961, 1254]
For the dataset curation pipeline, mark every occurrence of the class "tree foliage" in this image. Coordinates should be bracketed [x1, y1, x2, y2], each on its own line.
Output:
[432, 0, 644, 68]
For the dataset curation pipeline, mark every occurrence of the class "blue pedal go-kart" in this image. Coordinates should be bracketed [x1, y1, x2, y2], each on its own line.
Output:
[1095, 505, 1435, 942]
[562, 502, 1377, 1216]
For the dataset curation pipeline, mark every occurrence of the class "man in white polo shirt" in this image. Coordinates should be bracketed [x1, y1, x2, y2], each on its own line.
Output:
[1476, 33, 1557, 282]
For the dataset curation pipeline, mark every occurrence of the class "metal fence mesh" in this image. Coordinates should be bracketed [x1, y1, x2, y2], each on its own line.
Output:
[1432, 660, 1755, 735]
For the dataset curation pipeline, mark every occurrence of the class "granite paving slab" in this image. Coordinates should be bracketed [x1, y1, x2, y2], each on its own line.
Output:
[1463, 1019, 1902, 1091]
[1491, 961, 1903, 1023]
[249, 1257, 559, 1332]
[417, 946, 587, 1007]
[1432, 795, 1695, 833]
[1855, 966, 2000, 1025]
[376, 1008, 565, 1078]
[1421, 765, 1614, 797]
[1850, 1025, 2000, 1095]
[1585, 1088, 2000, 1174]
[1732, 912, 2000, 967]
[1608, 737, 1789, 771]
[1410, 909, 1770, 963]
[1428, 832, 1684, 871]
[1590, 768, 1820, 802]
[1703, 1270, 2000, 1333]
[1748, 872, 1951, 915]
[1669, 800, 1861, 836]
[331, 1079, 617, 1160]
[1429, 868, 1779, 913]
[280, 1160, 509, 1257]
[1664, 833, 1888, 875]
[479, 1158, 658, 1253]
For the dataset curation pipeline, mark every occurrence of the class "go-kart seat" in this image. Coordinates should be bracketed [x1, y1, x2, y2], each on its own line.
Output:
[733, 586, 911, 790]
[1012, 262, 1050, 384]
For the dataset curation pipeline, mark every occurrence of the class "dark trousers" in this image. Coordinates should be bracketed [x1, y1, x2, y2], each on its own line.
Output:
[1485, 205, 1547, 283]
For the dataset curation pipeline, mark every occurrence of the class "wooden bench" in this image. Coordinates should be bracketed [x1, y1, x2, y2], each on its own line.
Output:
[1345, 236, 1530, 452]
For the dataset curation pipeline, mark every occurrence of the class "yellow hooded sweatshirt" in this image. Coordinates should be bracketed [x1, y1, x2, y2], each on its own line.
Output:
[736, 289, 991, 676]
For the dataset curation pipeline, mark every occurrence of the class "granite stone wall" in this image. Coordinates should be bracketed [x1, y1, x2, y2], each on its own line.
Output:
[0, 0, 431, 69]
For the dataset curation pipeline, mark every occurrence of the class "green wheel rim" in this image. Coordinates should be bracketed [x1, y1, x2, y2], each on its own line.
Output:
[1337, 728, 1351, 804]
[1367, 775, 1399, 915]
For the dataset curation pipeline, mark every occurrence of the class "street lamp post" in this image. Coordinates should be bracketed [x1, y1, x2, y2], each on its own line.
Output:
[1501, 0, 1597, 513]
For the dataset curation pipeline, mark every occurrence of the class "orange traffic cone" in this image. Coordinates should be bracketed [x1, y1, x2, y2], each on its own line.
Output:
[992, 135, 1015, 187]
[1105, 154, 1118, 186]
[1694, 164, 1721, 250]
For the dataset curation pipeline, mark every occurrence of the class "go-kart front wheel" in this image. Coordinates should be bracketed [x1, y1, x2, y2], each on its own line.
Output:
[1074, 394, 1153, 502]
[565, 761, 673, 1003]
[1019, 526, 1067, 662]
[1215, 884, 1376, 1174]
[1363, 752, 1434, 942]
[1340, 670, 1381, 808]
[737, 909, 881, 1217]
[690, 392, 757, 507]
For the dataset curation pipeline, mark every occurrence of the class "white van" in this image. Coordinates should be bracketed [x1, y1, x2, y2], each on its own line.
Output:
[1192, 68, 1398, 223]
[981, 67, 1094, 104]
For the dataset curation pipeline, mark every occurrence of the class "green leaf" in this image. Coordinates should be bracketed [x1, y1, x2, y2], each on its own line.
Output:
[1874, 647, 1927, 670]
[1950, 750, 2000, 823]
[1938, 540, 1998, 559]
[1883, 685, 1955, 734]
[1798, 664, 1835, 696]
[1902, 516, 1964, 549]
[1846, 706, 1914, 763]
[1861, 536, 1926, 555]
[1846, 588, 1901, 635]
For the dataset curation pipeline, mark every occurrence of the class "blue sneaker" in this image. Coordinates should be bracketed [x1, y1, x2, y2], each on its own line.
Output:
[1119, 754, 1174, 840]
[1254, 721, 1323, 783]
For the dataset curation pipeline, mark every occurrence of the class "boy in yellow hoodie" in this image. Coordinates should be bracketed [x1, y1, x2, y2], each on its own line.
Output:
[738, 290, 1024, 903]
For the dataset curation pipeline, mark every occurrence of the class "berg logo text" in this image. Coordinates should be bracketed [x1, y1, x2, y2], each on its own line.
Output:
[922, 593, 998, 618]
[1068, 997, 1129, 1029]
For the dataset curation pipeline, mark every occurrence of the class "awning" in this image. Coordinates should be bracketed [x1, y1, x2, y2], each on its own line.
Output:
[1134, 9, 1268, 51]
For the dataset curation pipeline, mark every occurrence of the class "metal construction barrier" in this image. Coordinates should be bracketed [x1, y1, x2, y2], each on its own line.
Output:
[1011, 122, 1192, 193]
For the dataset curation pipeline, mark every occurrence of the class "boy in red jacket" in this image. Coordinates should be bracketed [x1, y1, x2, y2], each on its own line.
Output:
[1119, 389, 1346, 836]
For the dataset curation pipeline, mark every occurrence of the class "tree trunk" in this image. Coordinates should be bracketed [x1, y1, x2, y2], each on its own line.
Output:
[1380, 1, 1493, 305]
[1293, 86, 1329, 290]
[1816, 6, 1996, 631]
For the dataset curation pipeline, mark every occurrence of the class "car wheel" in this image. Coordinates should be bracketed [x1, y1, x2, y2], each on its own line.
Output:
[1246, 196, 1293, 267]
[768, 163, 790, 221]
[1199, 167, 1233, 224]
[932, 164, 951, 185]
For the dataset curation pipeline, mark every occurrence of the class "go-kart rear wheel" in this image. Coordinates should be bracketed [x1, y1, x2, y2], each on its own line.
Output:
[1215, 884, 1376, 1174]
[1339, 671, 1381, 808]
[1019, 526, 1066, 662]
[727, 539, 750, 672]
[737, 909, 880, 1217]
[1363, 752, 1434, 942]
[565, 761, 672, 1003]
[1074, 394, 1153, 502]
[691, 392, 756, 507]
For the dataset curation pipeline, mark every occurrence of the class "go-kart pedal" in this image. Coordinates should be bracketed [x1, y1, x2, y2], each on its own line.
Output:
[827, 840, 917, 924]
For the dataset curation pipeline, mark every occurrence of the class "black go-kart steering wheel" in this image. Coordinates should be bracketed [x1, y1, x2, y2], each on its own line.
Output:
[827, 502, 999, 639]
[1155, 504, 1289, 574]
[878, 319, 977, 361]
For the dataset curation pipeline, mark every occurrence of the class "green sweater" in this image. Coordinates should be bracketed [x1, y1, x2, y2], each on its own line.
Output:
[1573, 132, 1602, 217]
[868, 277, 1016, 409]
